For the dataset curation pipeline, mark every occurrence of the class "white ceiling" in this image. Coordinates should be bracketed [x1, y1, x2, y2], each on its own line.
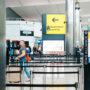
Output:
[6, 0, 90, 22]
[6, 0, 65, 7]
[10, 4, 65, 20]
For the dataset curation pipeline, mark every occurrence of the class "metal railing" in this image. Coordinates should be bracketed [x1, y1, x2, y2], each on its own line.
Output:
[6, 58, 83, 90]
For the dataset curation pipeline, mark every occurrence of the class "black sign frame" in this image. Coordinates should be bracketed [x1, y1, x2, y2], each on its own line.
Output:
[84, 31, 88, 65]
[20, 30, 34, 36]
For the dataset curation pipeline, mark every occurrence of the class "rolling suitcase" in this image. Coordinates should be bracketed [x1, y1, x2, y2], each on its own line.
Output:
[8, 67, 21, 83]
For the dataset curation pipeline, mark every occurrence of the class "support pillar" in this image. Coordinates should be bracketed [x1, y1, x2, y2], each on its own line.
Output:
[74, 1, 80, 47]
[66, 0, 75, 55]
[0, 0, 6, 90]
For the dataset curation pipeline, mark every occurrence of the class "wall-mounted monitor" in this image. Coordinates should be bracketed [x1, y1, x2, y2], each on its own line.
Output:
[43, 40, 64, 55]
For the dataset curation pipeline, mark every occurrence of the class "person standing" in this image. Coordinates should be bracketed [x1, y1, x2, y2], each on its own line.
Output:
[28, 46, 31, 55]
[33, 45, 37, 57]
[16, 40, 30, 80]
[38, 45, 42, 57]
[76, 46, 80, 63]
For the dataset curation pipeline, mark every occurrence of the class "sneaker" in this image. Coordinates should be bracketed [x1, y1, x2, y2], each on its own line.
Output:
[25, 78, 31, 82]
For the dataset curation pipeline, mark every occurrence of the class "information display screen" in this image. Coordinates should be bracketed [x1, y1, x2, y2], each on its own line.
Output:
[43, 40, 64, 55]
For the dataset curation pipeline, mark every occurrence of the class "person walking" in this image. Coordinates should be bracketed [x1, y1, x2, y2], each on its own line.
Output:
[16, 40, 30, 81]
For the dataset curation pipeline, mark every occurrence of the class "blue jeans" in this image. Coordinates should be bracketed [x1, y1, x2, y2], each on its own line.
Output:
[20, 58, 30, 79]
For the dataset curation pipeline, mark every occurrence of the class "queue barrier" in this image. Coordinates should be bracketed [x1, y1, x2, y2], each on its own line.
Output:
[6, 83, 78, 87]
[32, 59, 77, 61]
[6, 71, 79, 74]
[8, 64, 82, 68]
[6, 71, 21, 73]
[9, 61, 81, 64]
[31, 71, 79, 74]
[30, 71, 80, 83]
[7, 54, 82, 90]
[6, 65, 80, 90]
[6, 70, 80, 83]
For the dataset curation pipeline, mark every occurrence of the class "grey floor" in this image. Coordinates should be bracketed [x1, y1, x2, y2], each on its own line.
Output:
[6, 57, 84, 90]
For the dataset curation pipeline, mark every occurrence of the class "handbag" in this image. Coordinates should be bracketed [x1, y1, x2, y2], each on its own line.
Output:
[26, 54, 30, 62]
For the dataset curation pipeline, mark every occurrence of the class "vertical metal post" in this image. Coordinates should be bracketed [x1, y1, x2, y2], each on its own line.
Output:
[52, 62, 54, 84]
[67, 54, 68, 62]
[6, 66, 9, 90]
[20, 65, 22, 90]
[21, 62, 24, 90]
[60, 55, 61, 61]
[82, 60, 84, 90]
[78, 67, 81, 90]
[57, 64, 59, 78]
[76, 83, 79, 90]
[76, 87, 78, 90]
[30, 71, 33, 90]
[66, 0, 75, 55]
[43, 65, 46, 90]
[66, 54, 67, 61]
[33, 66, 35, 78]
[79, 67, 82, 90]
[78, 68, 80, 83]
[30, 71, 31, 90]
[79, 65, 83, 90]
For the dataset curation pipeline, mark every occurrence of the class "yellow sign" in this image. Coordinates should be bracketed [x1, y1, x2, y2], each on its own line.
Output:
[46, 14, 66, 34]
[88, 32, 90, 39]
